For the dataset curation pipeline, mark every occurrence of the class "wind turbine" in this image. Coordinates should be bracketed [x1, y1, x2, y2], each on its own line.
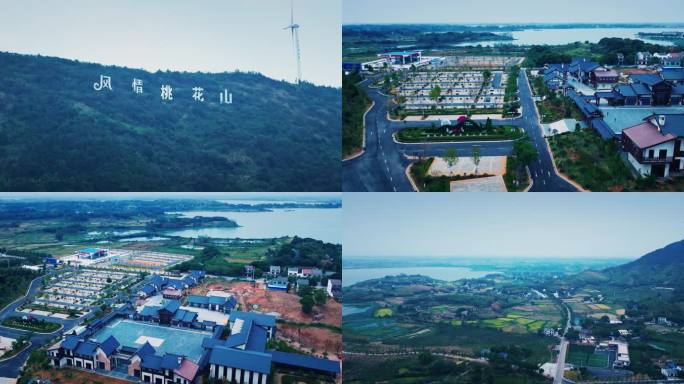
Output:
[284, 0, 302, 84]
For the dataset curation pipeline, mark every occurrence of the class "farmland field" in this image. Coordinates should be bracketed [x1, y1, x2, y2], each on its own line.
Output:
[567, 344, 609, 368]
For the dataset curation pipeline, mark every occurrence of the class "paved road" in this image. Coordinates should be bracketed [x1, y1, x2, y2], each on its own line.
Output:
[343, 79, 414, 192]
[517, 69, 578, 192]
[553, 303, 573, 384]
[343, 70, 579, 192]
[343, 78, 517, 192]
[0, 272, 86, 379]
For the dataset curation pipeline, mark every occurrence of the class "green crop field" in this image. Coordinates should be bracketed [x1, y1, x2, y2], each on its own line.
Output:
[567, 344, 609, 368]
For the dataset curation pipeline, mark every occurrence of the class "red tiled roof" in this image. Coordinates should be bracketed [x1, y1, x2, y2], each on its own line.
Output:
[594, 69, 618, 77]
[174, 359, 199, 381]
[623, 122, 675, 149]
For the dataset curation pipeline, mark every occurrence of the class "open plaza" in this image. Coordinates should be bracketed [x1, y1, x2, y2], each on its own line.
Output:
[397, 70, 506, 110]
[61, 248, 193, 272]
[23, 269, 139, 316]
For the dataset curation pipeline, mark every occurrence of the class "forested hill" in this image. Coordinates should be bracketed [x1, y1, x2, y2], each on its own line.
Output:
[0, 52, 340, 191]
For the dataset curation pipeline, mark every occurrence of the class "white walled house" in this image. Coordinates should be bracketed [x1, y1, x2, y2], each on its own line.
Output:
[622, 115, 684, 177]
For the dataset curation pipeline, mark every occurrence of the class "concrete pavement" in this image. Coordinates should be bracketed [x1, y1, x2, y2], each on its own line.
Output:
[343, 69, 580, 192]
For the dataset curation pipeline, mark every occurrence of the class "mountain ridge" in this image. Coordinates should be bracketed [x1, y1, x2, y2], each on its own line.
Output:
[0, 52, 340, 191]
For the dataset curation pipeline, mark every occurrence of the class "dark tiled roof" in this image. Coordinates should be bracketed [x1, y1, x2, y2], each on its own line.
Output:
[658, 114, 684, 137]
[661, 68, 684, 82]
[99, 335, 120, 356]
[209, 347, 272, 374]
[230, 311, 276, 327]
[631, 74, 665, 86]
[61, 335, 80, 350]
[136, 341, 156, 357]
[161, 353, 182, 370]
[74, 341, 98, 356]
[141, 354, 163, 370]
[270, 351, 341, 374]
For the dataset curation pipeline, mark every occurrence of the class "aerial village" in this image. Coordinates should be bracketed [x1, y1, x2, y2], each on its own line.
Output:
[538, 51, 684, 178]
[10, 246, 342, 384]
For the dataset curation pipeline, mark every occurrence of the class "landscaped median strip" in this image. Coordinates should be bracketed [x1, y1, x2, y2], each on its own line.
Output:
[343, 99, 375, 162]
[394, 124, 524, 144]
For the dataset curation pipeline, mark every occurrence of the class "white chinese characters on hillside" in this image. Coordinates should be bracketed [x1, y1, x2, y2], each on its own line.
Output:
[93, 75, 112, 91]
[92, 74, 233, 105]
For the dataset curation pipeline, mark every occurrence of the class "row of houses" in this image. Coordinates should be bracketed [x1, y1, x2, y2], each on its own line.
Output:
[635, 51, 683, 67]
[48, 335, 201, 384]
[596, 71, 684, 107]
[265, 276, 342, 299]
[206, 311, 340, 383]
[137, 270, 206, 299]
[48, 310, 340, 384]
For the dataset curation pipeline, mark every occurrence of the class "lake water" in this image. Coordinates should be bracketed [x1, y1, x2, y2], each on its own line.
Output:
[164, 208, 341, 244]
[452, 27, 679, 46]
[343, 266, 498, 287]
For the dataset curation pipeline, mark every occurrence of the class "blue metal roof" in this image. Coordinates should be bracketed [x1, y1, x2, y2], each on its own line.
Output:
[209, 347, 272, 374]
[80, 247, 101, 253]
[591, 118, 616, 140]
[166, 280, 185, 290]
[136, 341, 156, 357]
[659, 114, 684, 137]
[149, 275, 166, 288]
[631, 74, 665, 86]
[245, 324, 268, 352]
[202, 337, 222, 349]
[616, 85, 637, 97]
[173, 309, 198, 323]
[161, 300, 181, 314]
[140, 305, 161, 317]
[270, 351, 341, 374]
[141, 354, 163, 370]
[99, 335, 120, 356]
[74, 341, 97, 356]
[61, 335, 80, 350]
[230, 311, 276, 328]
[631, 82, 652, 96]
[140, 284, 156, 295]
[161, 353, 182, 370]
[662, 68, 684, 82]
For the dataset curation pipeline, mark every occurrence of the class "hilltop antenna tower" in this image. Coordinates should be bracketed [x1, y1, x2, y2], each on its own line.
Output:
[284, 0, 302, 84]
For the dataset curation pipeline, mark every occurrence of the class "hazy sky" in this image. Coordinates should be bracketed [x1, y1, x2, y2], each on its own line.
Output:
[343, 0, 684, 24]
[0, 0, 341, 87]
[344, 193, 684, 260]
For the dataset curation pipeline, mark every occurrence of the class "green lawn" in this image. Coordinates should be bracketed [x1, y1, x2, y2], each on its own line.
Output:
[536, 97, 583, 124]
[2, 317, 61, 332]
[548, 129, 635, 191]
[566, 344, 608, 368]
[504, 155, 530, 192]
[396, 108, 504, 118]
[397, 125, 523, 143]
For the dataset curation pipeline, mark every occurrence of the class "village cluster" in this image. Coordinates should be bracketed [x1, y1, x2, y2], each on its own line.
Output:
[46, 268, 340, 384]
[539, 51, 684, 178]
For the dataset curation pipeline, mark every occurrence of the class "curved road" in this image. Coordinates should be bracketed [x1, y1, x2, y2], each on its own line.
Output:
[343, 69, 579, 192]
[0, 272, 88, 379]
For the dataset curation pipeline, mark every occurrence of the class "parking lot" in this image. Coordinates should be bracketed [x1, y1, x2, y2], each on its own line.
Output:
[29, 269, 138, 311]
[397, 70, 506, 110]
[97, 249, 192, 271]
